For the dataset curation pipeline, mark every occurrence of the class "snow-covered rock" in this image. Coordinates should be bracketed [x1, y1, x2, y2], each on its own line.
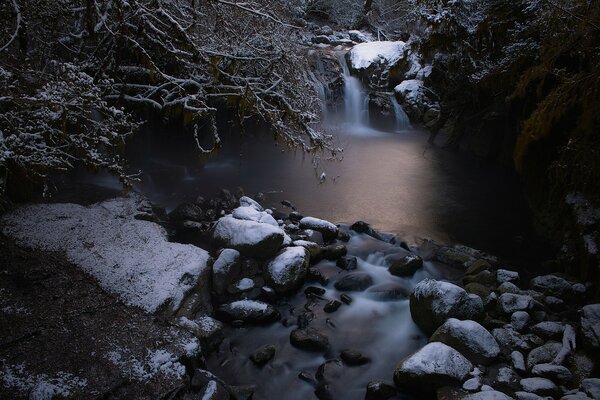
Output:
[264, 246, 310, 295]
[526, 342, 562, 370]
[497, 269, 520, 284]
[394, 342, 473, 389]
[217, 300, 280, 324]
[580, 304, 600, 350]
[212, 248, 241, 296]
[349, 41, 405, 70]
[1, 195, 211, 314]
[394, 79, 440, 126]
[232, 206, 278, 226]
[299, 216, 338, 241]
[430, 318, 500, 365]
[213, 215, 284, 259]
[348, 30, 369, 43]
[463, 391, 513, 400]
[581, 378, 600, 399]
[530, 274, 574, 297]
[409, 279, 484, 335]
[497, 293, 534, 314]
[239, 196, 263, 211]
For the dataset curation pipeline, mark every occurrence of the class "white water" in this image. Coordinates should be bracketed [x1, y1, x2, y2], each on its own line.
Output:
[340, 56, 370, 130]
[390, 94, 411, 131]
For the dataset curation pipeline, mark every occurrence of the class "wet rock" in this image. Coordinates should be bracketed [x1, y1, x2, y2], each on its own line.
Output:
[321, 244, 347, 260]
[464, 270, 496, 287]
[531, 363, 573, 385]
[497, 293, 534, 314]
[581, 304, 600, 350]
[334, 272, 374, 292]
[520, 377, 559, 397]
[465, 283, 492, 300]
[350, 221, 383, 241]
[169, 202, 204, 226]
[324, 300, 342, 313]
[497, 269, 520, 285]
[289, 211, 304, 222]
[299, 217, 338, 241]
[264, 246, 309, 295]
[511, 311, 531, 332]
[430, 318, 500, 365]
[340, 349, 370, 366]
[365, 381, 397, 400]
[336, 256, 358, 270]
[314, 382, 334, 400]
[212, 249, 242, 296]
[436, 247, 476, 268]
[316, 359, 344, 382]
[305, 286, 326, 296]
[581, 378, 600, 399]
[228, 385, 255, 400]
[290, 327, 329, 352]
[526, 342, 562, 370]
[387, 254, 423, 277]
[340, 294, 353, 305]
[213, 215, 284, 259]
[298, 371, 317, 385]
[530, 275, 574, 297]
[409, 279, 484, 335]
[466, 259, 492, 275]
[217, 300, 280, 324]
[394, 342, 473, 390]
[293, 240, 321, 259]
[250, 344, 276, 366]
[530, 321, 566, 341]
[366, 283, 410, 300]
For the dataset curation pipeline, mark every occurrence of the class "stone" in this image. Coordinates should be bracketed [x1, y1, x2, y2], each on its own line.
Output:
[290, 327, 329, 352]
[239, 196, 263, 211]
[250, 344, 276, 366]
[409, 279, 484, 335]
[264, 246, 309, 295]
[464, 270, 496, 287]
[520, 377, 559, 397]
[497, 281, 521, 294]
[217, 300, 280, 324]
[530, 321, 566, 341]
[497, 269, 520, 284]
[366, 283, 410, 300]
[350, 220, 383, 240]
[466, 259, 492, 275]
[463, 391, 512, 400]
[228, 385, 254, 400]
[387, 254, 423, 277]
[324, 300, 342, 313]
[581, 378, 600, 400]
[394, 342, 473, 390]
[340, 294, 353, 305]
[511, 351, 526, 373]
[176, 316, 224, 350]
[497, 293, 534, 314]
[526, 342, 562, 370]
[430, 318, 500, 365]
[492, 327, 532, 354]
[514, 392, 549, 400]
[365, 381, 396, 400]
[299, 217, 339, 241]
[321, 244, 347, 260]
[334, 272, 374, 292]
[213, 215, 284, 259]
[581, 304, 600, 350]
[336, 256, 358, 270]
[212, 249, 242, 296]
[463, 377, 482, 391]
[169, 202, 204, 225]
[530, 275, 574, 297]
[293, 240, 321, 259]
[511, 311, 531, 332]
[466, 283, 492, 300]
[491, 365, 521, 393]
[349, 30, 369, 43]
[340, 350, 370, 366]
[316, 359, 344, 383]
[531, 363, 573, 385]
[304, 286, 326, 296]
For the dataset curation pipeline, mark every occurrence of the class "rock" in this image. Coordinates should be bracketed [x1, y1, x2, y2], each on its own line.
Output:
[463, 391, 513, 399]
[349, 30, 369, 43]
[212, 249, 242, 296]
[293, 240, 321, 259]
[526, 342, 562, 370]
[511, 311, 531, 332]
[568, 351, 596, 387]
[581, 378, 600, 399]
[217, 300, 280, 324]
[531, 363, 573, 385]
[311, 35, 331, 44]
[324, 300, 342, 313]
[545, 295, 565, 310]
[290, 327, 329, 352]
[320, 244, 347, 260]
[491, 365, 521, 394]
[336, 256, 358, 270]
[340, 349, 370, 366]
[497, 293, 534, 314]
[350, 221, 383, 240]
[530, 274, 576, 297]
[316, 359, 344, 383]
[191, 369, 225, 389]
[511, 351, 526, 373]
[387, 254, 423, 277]
[305, 286, 326, 296]
[464, 270, 496, 287]
[497, 269, 520, 284]
[239, 196, 263, 211]
[514, 392, 549, 400]
[463, 377, 482, 391]
[250, 344, 276, 366]
[394, 342, 473, 390]
[409, 279, 484, 335]
[334, 272, 374, 292]
[213, 215, 284, 259]
[365, 381, 396, 400]
[232, 206, 278, 226]
[198, 380, 230, 400]
[317, 25, 333, 35]
[430, 318, 500, 365]
[581, 304, 600, 350]
[299, 217, 338, 241]
[530, 321, 566, 341]
[169, 202, 204, 225]
[228, 385, 255, 400]
[466, 283, 492, 300]
[520, 377, 559, 397]
[497, 281, 521, 295]
[366, 283, 410, 300]
[340, 294, 353, 304]
[466, 259, 492, 275]
[264, 246, 309, 295]
[492, 327, 532, 354]
[176, 316, 224, 350]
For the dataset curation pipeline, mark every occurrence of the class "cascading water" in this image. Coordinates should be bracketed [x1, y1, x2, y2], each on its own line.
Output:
[390, 94, 411, 131]
[340, 55, 370, 129]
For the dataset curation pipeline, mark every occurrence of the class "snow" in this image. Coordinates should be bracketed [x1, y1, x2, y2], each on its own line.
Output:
[397, 342, 473, 381]
[299, 216, 338, 235]
[431, 318, 500, 364]
[1, 362, 87, 399]
[232, 206, 278, 226]
[412, 279, 465, 315]
[201, 380, 218, 400]
[235, 278, 254, 291]
[227, 300, 268, 312]
[213, 249, 240, 274]
[1, 195, 210, 313]
[266, 246, 308, 284]
[213, 215, 285, 249]
[239, 196, 263, 211]
[394, 79, 425, 104]
[349, 41, 406, 69]
[106, 347, 185, 381]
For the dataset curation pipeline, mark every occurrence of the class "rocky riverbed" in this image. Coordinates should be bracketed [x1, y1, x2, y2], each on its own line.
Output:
[1, 189, 599, 399]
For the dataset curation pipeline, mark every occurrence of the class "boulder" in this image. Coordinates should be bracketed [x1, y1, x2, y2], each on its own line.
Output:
[394, 79, 440, 127]
[231, 206, 278, 226]
[387, 254, 423, 277]
[334, 272, 374, 292]
[497, 293, 534, 314]
[290, 327, 329, 352]
[250, 344, 276, 366]
[430, 318, 500, 365]
[530, 275, 574, 297]
[520, 377, 559, 397]
[394, 342, 473, 389]
[531, 363, 573, 385]
[213, 215, 284, 259]
[526, 342, 562, 370]
[217, 300, 280, 324]
[530, 321, 566, 341]
[239, 196, 263, 211]
[349, 30, 369, 43]
[299, 217, 339, 241]
[511, 311, 531, 332]
[581, 304, 600, 350]
[169, 202, 204, 226]
[212, 249, 242, 296]
[264, 246, 309, 295]
[497, 269, 520, 285]
[409, 279, 484, 335]
[581, 378, 600, 400]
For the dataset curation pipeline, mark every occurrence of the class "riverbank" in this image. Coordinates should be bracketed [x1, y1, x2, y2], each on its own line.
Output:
[1, 191, 598, 399]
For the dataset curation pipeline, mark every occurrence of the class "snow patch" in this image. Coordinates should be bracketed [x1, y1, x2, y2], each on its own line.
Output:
[106, 347, 185, 381]
[266, 246, 307, 284]
[1, 362, 87, 399]
[349, 41, 406, 69]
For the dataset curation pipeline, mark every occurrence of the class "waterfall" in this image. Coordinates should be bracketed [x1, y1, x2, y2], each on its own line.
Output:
[390, 94, 411, 131]
[340, 55, 370, 128]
